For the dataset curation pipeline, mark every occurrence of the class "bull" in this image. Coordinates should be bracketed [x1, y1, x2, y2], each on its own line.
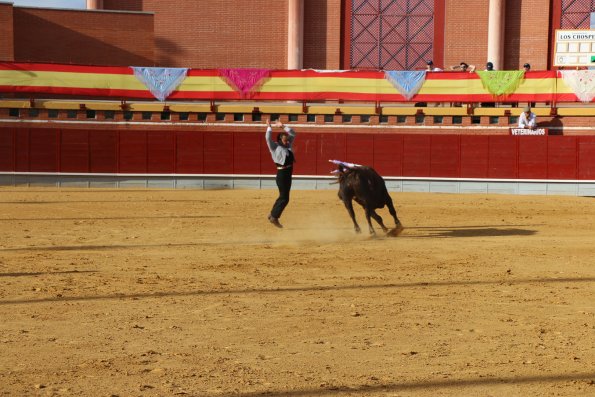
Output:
[331, 160, 404, 236]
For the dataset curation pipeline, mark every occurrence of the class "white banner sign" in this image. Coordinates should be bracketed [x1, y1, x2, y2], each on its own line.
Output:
[554, 29, 595, 67]
[510, 128, 547, 136]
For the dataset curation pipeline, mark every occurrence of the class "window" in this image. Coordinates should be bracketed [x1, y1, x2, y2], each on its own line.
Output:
[489, 116, 499, 124]
[48, 109, 59, 118]
[349, 0, 437, 70]
[380, 115, 389, 123]
[233, 113, 243, 122]
[215, 112, 225, 121]
[123, 111, 133, 120]
[397, 115, 406, 123]
[270, 114, 280, 121]
[452, 116, 462, 124]
[509, 116, 518, 125]
[288, 114, 298, 122]
[360, 115, 370, 123]
[8, 108, 19, 117]
[471, 116, 481, 124]
[161, 111, 171, 120]
[86, 110, 96, 119]
[324, 114, 334, 123]
[415, 114, 425, 124]
[142, 112, 153, 120]
[306, 114, 316, 123]
[28, 108, 40, 117]
[342, 115, 352, 123]
[104, 110, 115, 119]
[252, 112, 262, 122]
[67, 110, 78, 119]
[197, 113, 207, 121]
[178, 112, 189, 121]
[433, 116, 443, 124]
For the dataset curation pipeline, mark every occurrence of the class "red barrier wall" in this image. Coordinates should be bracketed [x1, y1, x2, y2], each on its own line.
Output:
[2, 128, 595, 180]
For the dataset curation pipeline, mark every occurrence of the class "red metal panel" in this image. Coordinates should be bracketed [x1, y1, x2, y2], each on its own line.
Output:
[233, 131, 261, 174]
[29, 128, 58, 172]
[203, 131, 233, 174]
[547, 136, 577, 179]
[431, 135, 459, 177]
[316, 133, 346, 175]
[119, 131, 147, 173]
[260, 138, 275, 175]
[345, 133, 374, 167]
[560, 0, 594, 28]
[89, 131, 118, 173]
[292, 132, 317, 175]
[60, 129, 89, 173]
[147, 131, 174, 173]
[373, 134, 403, 176]
[402, 135, 431, 177]
[488, 136, 518, 179]
[15, 129, 30, 171]
[176, 131, 203, 174]
[0, 127, 15, 171]
[460, 136, 489, 178]
[518, 136, 548, 179]
[578, 136, 595, 180]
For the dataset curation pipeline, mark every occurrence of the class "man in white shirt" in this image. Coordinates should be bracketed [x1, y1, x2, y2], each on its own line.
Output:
[425, 60, 443, 72]
[518, 106, 537, 129]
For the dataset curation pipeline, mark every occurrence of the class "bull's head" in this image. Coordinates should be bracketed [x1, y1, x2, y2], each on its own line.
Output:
[330, 164, 353, 184]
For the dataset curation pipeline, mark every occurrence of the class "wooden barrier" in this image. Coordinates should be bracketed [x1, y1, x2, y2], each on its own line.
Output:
[3, 127, 595, 180]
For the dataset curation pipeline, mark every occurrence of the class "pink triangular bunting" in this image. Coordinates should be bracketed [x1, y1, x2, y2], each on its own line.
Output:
[219, 68, 271, 98]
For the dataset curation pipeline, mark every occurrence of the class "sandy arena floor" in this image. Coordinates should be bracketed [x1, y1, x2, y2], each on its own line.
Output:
[0, 187, 594, 397]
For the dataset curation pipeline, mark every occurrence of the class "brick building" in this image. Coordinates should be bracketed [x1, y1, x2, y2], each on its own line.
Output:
[1, 0, 593, 70]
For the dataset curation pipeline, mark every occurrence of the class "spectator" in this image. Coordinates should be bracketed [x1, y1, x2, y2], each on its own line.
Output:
[450, 62, 476, 72]
[426, 60, 443, 72]
[425, 60, 443, 106]
[518, 106, 537, 129]
[482, 62, 496, 107]
[522, 63, 536, 107]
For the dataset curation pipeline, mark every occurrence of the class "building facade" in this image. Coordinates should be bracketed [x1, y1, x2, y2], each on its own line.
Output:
[1, 0, 593, 70]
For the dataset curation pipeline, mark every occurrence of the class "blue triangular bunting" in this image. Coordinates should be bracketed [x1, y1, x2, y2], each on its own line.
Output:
[131, 67, 189, 101]
[384, 71, 426, 100]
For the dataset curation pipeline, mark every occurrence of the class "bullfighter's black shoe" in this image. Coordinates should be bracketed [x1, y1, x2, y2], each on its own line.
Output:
[268, 214, 283, 228]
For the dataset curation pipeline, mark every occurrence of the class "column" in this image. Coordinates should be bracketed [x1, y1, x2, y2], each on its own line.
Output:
[487, 0, 505, 70]
[86, 0, 103, 10]
[287, 0, 304, 70]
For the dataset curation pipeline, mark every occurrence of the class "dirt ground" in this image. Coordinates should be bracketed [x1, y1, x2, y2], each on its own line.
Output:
[0, 187, 594, 397]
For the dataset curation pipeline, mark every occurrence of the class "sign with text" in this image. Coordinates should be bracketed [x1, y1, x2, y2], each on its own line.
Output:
[554, 29, 595, 67]
[510, 128, 548, 136]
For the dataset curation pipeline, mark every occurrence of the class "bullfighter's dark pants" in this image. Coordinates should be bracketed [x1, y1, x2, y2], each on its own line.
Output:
[271, 167, 293, 219]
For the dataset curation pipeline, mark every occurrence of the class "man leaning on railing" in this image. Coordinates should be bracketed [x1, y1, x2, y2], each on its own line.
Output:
[518, 106, 537, 129]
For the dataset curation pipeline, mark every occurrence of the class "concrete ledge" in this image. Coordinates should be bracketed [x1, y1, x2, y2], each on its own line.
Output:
[2, 174, 595, 197]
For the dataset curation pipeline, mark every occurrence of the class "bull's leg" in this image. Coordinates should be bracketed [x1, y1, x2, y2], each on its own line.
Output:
[343, 199, 361, 233]
[385, 194, 402, 227]
[369, 210, 388, 233]
[364, 207, 376, 235]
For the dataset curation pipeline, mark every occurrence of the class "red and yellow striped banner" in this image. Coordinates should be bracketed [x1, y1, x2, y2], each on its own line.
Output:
[0, 62, 152, 98]
[0, 62, 590, 103]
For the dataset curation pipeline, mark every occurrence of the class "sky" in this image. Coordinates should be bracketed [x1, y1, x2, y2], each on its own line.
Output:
[9, 0, 86, 8]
